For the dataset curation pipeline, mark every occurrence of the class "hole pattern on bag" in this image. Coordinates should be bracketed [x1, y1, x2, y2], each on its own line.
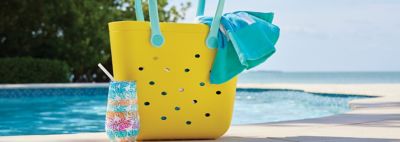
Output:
[124, 45, 235, 131]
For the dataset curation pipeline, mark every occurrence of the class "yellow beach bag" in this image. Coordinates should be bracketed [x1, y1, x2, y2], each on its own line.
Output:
[109, 0, 237, 140]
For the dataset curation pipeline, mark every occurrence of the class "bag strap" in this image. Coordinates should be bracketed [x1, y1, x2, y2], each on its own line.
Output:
[135, 0, 144, 21]
[197, 0, 226, 48]
[135, 0, 164, 47]
[134, 0, 226, 48]
[196, 0, 206, 16]
[148, 0, 164, 47]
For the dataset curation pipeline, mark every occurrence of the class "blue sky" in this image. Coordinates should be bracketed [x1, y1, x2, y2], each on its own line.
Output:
[169, 0, 400, 72]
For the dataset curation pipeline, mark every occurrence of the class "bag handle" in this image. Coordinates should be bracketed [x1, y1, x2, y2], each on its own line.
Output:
[135, 0, 164, 47]
[134, 0, 144, 21]
[134, 0, 225, 48]
[196, 0, 206, 16]
[197, 0, 226, 48]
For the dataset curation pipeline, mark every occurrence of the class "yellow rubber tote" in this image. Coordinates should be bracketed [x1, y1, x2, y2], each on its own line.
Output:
[109, 0, 237, 140]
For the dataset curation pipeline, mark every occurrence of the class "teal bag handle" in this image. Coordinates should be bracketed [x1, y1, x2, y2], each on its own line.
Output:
[134, 0, 164, 47]
[134, 0, 225, 48]
[148, 0, 164, 47]
[134, 0, 144, 21]
[196, 0, 206, 16]
[197, 0, 226, 48]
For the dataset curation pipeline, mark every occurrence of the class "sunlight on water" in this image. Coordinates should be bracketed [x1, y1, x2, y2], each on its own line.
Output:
[233, 89, 369, 124]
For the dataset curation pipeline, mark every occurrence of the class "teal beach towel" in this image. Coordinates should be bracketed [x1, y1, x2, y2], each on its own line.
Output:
[199, 11, 280, 84]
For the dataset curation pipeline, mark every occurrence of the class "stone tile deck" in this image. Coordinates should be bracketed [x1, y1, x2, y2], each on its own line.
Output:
[1, 84, 399, 142]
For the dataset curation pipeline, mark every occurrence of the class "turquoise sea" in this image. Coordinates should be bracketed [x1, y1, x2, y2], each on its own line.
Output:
[238, 71, 400, 84]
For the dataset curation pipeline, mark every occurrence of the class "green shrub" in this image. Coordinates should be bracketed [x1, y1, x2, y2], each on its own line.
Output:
[0, 57, 71, 83]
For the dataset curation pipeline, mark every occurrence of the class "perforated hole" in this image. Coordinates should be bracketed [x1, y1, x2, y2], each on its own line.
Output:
[186, 121, 192, 125]
[184, 68, 190, 72]
[199, 82, 205, 86]
[195, 54, 201, 58]
[193, 100, 198, 104]
[205, 113, 211, 117]
[161, 116, 167, 120]
[161, 91, 167, 96]
[138, 67, 144, 71]
[144, 102, 150, 106]
[216, 91, 222, 95]
[175, 107, 181, 111]
[149, 81, 155, 86]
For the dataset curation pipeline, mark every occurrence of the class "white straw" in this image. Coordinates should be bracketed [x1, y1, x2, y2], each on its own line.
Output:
[97, 63, 114, 81]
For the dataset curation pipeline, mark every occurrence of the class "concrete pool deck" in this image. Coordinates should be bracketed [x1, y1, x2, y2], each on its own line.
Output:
[1, 83, 399, 142]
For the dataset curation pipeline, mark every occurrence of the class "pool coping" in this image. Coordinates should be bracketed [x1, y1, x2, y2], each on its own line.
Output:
[0, 83, 399, 142]
[0, 83, 109, 89]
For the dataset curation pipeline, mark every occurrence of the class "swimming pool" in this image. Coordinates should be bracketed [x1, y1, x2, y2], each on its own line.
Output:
[0, 84, 370, 136]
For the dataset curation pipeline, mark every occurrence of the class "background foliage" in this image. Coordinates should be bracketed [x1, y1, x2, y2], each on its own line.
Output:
[0, 0, 190, 83]
[0, 57, 70, 83]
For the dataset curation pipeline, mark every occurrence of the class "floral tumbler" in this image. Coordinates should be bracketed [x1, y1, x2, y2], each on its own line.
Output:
[105, 81, 139, 142]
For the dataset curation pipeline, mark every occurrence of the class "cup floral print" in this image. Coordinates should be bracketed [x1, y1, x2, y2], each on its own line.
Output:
[106, 81, 139, 142]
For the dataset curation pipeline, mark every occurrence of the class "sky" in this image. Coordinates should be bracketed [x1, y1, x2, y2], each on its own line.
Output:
[169, 0, 400, 72]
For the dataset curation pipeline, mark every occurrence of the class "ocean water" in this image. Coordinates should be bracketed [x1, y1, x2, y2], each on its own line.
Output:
[238, 71, 400, 84]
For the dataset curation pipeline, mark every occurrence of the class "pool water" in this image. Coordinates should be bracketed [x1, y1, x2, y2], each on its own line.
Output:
[233, 89, 370, 124]
[0, 87, 370, 136]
